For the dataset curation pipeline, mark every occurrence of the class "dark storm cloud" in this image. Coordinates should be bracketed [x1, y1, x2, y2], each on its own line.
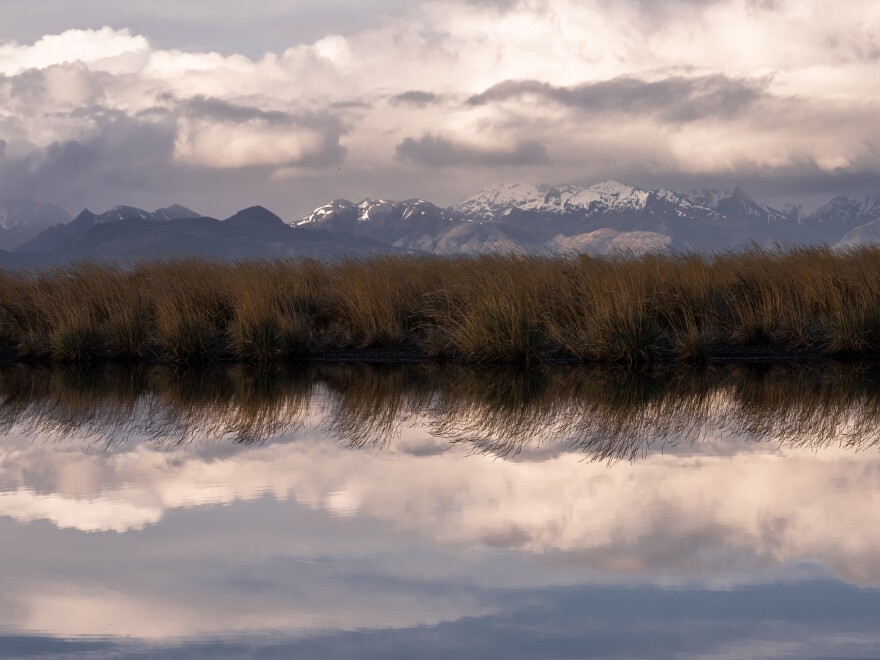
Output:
[0, 116, 178, 211]
[395, 133, 549, 168]
[467, 74, 769, 122]
[183, 96, 296, 125]
[0, 140, 6, 158]
[390, 90, 442, 107]
[0, 111, 337, 215]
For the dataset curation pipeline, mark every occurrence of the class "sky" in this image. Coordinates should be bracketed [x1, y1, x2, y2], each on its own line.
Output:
[0, 0, 878, 219]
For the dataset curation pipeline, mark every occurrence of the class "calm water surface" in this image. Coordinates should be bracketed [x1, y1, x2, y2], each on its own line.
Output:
[1, 363, 879, 658]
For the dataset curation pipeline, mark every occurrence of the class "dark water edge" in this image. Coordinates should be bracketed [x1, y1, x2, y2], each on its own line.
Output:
[0, 342, 871, 366]
[4, 359, 880, 457]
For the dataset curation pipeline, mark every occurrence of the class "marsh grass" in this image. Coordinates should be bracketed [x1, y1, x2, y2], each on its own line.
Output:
[3, 247, 880, 363]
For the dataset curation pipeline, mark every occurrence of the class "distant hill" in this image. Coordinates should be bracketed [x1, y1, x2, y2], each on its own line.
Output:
[16, 204, 202, 255]
[5, 204, 403, 269]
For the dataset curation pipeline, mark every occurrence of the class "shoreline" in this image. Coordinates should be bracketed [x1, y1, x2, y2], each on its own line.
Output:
[0, 343, 869, 367]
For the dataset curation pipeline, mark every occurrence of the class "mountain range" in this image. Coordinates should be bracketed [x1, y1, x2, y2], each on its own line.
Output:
[2, 181, 880, 268]
[297, 181, 880, 254]
[0, 204, 399, 269]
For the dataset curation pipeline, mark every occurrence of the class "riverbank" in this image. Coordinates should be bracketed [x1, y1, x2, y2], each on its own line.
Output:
[2, 248, 880, 365]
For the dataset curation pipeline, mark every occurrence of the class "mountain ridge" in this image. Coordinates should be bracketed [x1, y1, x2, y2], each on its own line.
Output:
[5, 203, 404, 269]
[297, 180, 880, 254]
[4, 182, 880, 269]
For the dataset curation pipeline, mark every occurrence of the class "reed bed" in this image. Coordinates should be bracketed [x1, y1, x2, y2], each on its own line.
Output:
[1, 247, 880, 364]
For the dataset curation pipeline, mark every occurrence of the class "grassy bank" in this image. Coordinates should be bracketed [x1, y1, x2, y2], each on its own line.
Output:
[2, 247, 880, 365]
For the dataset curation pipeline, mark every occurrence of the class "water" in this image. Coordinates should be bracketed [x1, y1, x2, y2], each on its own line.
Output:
[1, 363, 879, 658]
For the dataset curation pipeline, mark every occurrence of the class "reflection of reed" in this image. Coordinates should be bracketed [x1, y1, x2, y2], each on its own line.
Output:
[317, 364, 437, 448]
[1, 363, 880, 459]
[0, 364, 313, 446]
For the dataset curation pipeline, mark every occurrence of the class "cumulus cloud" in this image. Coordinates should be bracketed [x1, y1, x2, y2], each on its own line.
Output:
[0, 27, 149, 75]
[395, 133, 548, 167]
[0, 0, 878, 215]
[175, 96, 346, 168]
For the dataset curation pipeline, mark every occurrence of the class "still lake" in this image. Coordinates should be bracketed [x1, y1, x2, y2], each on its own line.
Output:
[1, 363, 879, 658]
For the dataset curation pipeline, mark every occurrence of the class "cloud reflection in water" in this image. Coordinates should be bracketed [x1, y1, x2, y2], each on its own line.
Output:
[0, 363, 879, 653]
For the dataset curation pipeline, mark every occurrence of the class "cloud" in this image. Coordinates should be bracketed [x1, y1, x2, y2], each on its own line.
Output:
[0, 115, 176, 207]
[390, 90, 443, 107]
[0, 27, 149, 75]
[395, 134, 549, 167]
[0, 140, 6, 158]
[467, 74, 770, 122]
[182, 96, 298, 125]
[174, 118, 346, 169]
[0, 0, 879, 215]
[175, 96, 347, 169]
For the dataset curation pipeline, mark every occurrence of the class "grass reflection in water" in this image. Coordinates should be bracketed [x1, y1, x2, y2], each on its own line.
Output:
[1, 362, 879, 460]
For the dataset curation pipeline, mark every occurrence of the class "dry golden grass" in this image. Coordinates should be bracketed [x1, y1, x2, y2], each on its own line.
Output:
[2, 246, 880, 363]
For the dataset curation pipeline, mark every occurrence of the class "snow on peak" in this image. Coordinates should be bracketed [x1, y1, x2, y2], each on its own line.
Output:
[563, 180, 648, 211]
[357, 199, 393, 222]
[455, 180, 654, 219]
[586, 179, 637, 197]
[296, 199, 357, 225]
[454, 183, 546, 217]
[98, 205, 151, 223]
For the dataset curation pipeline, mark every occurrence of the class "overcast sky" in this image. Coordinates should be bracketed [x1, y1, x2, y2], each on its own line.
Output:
[0, 0, 878, 218]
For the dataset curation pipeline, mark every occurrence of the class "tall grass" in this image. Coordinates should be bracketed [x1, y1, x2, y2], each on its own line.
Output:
[2, 246, 880, 364]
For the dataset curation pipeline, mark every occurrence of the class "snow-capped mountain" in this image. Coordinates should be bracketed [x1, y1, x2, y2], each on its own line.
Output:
[298, 199, 455, 232]
[830, 196, 880, 248]
[297, 182, 721, 254]
[296, 198, 472, 252]
[686, 187, 799, 244]
[298, 181, 880, 255]
[454, 180, 657, 219]
[689, 187, 789, 225]
[94, 204, 202, 224]
[807, 196, 880, 234]
[7, 182, 880, 268]
[449, 180, 734, 249]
